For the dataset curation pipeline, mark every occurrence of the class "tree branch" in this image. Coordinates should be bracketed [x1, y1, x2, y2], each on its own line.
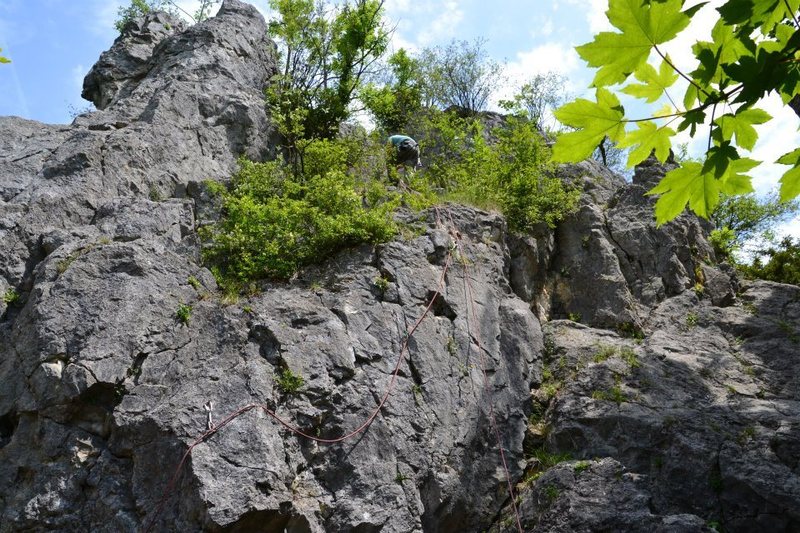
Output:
[791, 94, 800, 120]
[783, 0, 800, 28]
[654, 45, 712, 99]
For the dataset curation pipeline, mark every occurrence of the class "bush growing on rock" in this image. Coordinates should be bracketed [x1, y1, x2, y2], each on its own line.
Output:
[114, 0, 219, 31]
[201, 149, 401, 287]
[418, 111, 580, 231]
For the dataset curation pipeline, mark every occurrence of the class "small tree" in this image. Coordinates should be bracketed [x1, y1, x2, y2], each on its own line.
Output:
[502, 72, 568, 131]
[360, 48, 423, 132]
[267, 0, 391, 174]
[710, 191, 799, 259]
[419, 38, 504, 113]
[742, 237, 800, 286]
[115, 0, 175, 31]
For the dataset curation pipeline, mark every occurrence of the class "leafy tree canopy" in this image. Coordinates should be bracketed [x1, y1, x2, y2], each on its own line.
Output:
[266, 0, 390, 174]
[552, 0, 800, 225]
[741, 237, 800, 285]
[416, 38, 505, 113]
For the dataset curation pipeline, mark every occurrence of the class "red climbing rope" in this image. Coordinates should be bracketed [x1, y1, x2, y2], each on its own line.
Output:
[144, 207, 524, 533]
[143, 251, 452, 532]
[443, 207, 524, 533]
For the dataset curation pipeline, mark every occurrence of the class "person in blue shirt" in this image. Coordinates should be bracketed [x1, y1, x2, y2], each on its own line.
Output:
[388, 134, 421, 175]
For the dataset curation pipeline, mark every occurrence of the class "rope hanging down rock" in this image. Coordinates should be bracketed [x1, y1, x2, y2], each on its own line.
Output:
[143, 209, 523, 533]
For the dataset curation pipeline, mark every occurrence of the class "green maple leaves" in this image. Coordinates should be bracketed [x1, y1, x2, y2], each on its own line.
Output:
[553, 0, 800, 225]
[577, 0, 700, 86]
[552, 89, 625, 161]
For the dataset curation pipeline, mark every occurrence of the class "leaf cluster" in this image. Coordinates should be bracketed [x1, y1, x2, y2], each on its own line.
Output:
[417, 38, 505, 113]
[741, 237, 800, 285]
[713, 191, 799, 248]
[361, 37, 506, 132]
[420, 111, 580, 231]
[201, 139, 403, 286]
[114, 0, 218, 32]
[553, 0, 800, 225]
[0, 47, 10, 64]
[276, 368, 305, 394]
[267, 0, 390, 157]
[360, 49, 423, 132]
[499, 72, 569, 132]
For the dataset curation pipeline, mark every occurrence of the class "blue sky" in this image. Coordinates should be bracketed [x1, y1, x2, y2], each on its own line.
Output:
[1, 0, 798, 237]
[0, 0, 600, 122]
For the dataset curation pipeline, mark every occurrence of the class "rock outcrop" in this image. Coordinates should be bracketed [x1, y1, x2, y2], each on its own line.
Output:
[1, 2, 798, 532]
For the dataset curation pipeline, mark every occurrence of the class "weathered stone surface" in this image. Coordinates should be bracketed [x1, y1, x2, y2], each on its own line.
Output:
[508, 282, 800, 532]
[0, 0, 278, 292]
[82, 12, 189, 110]
[491, 458, 710, 532]
[2, 1, 799, 532]
[546, 157, 714, 329]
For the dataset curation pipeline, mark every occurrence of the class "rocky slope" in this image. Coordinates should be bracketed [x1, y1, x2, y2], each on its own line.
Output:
[1, 2, 798, 532]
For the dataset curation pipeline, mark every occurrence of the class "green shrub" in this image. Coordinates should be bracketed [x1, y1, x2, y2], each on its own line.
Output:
[741, 237, 800, 286]
[709, 227, 737, 262]
[3, 288, 19, 305]
[593, 344, 617, 363]
[115, 0, 177, 32]
[176, 303, 192, 325]
[591, 385, 627, 404]
[203, 154, 400, 286]
[619, 346, 640, 369]
[419, 111, 579, 231]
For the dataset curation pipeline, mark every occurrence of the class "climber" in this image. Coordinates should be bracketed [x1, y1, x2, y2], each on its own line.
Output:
[387, 134, 421, 180]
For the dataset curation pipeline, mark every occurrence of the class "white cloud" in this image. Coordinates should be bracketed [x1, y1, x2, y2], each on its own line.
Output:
[417, 1, 464, 47]
[749, 94, 800, 195]
[775, 216, 800, 240]
[551, 0, 610, 32]
[383, 0, 463, 51]
[505, 42, 581, 82]
[586, 0, 611, 33]
[491, 42, 583, 114]
[534, 18, 554, 39]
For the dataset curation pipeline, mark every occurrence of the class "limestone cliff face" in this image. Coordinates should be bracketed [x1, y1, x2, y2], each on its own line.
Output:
[1, 2, 798, 532]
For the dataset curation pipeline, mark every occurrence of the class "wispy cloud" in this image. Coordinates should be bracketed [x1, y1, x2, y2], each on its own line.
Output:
[505, 42, 582, 83]
[492, 42, 583, 113]
[535, 18, 554, 39]
[5, 58, 31, 119]
[384, 0, 463, 51]
[552, 0, 610, 32]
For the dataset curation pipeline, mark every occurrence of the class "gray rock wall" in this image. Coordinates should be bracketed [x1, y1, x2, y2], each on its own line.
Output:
[1, 1, 798, 532]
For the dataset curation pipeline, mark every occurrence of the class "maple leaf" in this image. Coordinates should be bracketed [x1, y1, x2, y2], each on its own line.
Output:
[647, 162, 721, 224]
[777, 148, 800, 201]
[714, 108, 771, 151]
[552, 88, 625, 162]
[621, 59, 680, 103]
[617, 121, 675, 167]
[577, 0, 703, 87]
